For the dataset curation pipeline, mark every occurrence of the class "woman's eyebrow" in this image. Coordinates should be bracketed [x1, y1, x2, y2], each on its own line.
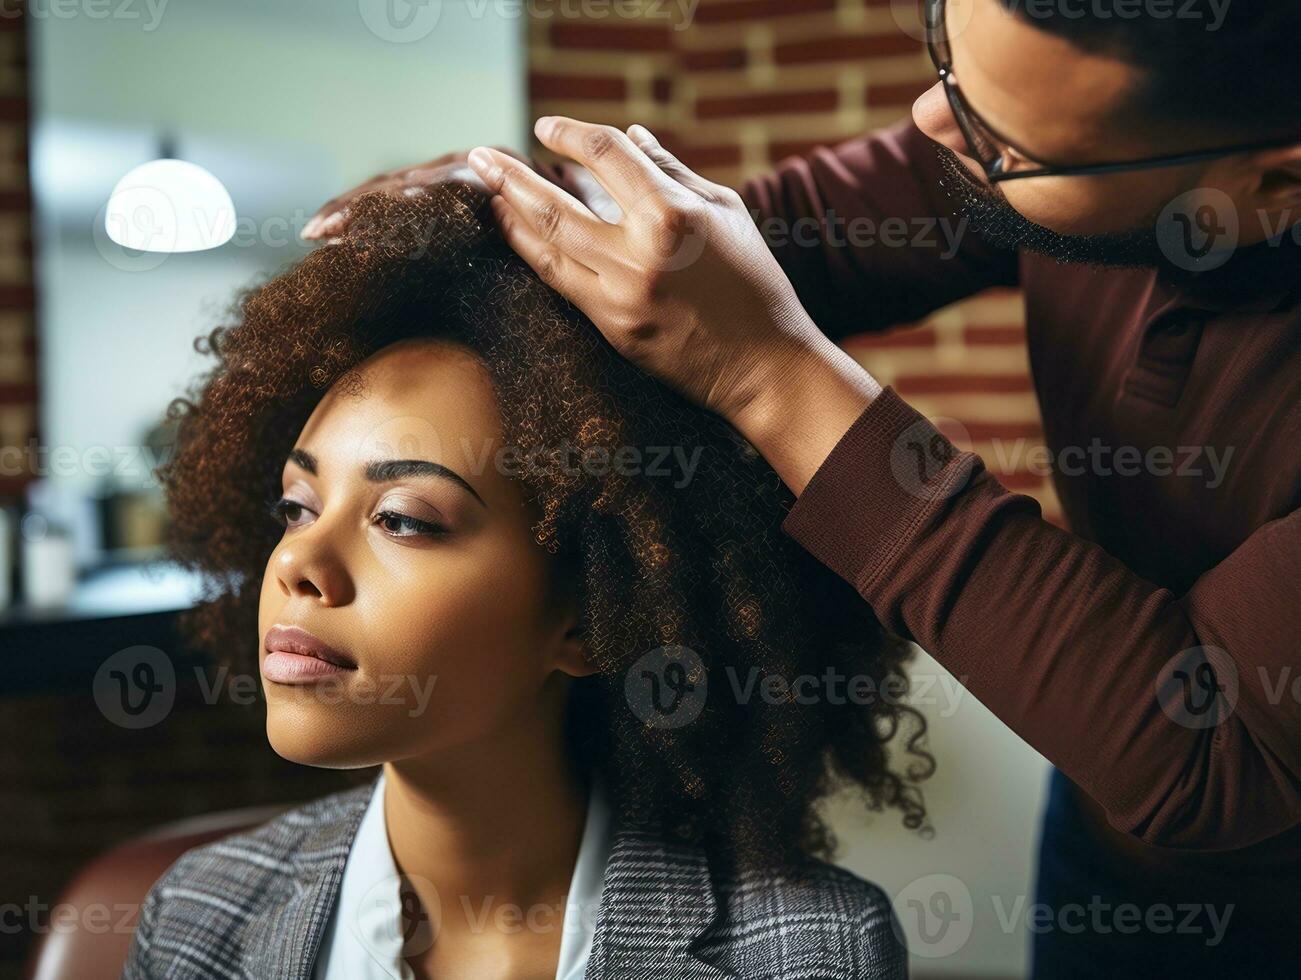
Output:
[284, 448, 486, 508]
[365, 458, 487, 508]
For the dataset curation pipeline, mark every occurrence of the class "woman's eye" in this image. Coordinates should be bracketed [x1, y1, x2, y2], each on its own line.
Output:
[268, 496, 314, 528]
[374, 510, 446, 538]
[266, 497, 444, 538]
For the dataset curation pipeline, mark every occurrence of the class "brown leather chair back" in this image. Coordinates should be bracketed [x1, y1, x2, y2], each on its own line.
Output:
[24, 804, 292, 980]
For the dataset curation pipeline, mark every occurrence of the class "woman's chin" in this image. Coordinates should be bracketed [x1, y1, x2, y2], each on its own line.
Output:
[264, 706, 387, 769]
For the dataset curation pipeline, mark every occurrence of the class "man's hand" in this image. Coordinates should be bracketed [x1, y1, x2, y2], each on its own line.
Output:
[468, 116, 881, 492]
[302, 150, 487, 240]
[300, 147, 613, 239]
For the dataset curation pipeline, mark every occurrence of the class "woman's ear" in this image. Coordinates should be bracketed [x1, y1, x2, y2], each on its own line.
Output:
[542, 550, 596, 678]
[554, 616, 597, 679]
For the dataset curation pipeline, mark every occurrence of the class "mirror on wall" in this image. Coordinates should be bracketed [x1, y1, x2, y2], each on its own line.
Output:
[25, 0, 525, 574]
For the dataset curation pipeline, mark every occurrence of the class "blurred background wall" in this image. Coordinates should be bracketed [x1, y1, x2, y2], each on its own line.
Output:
[2, 2, 1052, 978]
[0, 9, 38, 505]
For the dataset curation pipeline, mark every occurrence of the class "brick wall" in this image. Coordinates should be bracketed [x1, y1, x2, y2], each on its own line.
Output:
[0, 617, 358, 977]
[527, 0, 1059, 522]
[0, 3, 37, 508]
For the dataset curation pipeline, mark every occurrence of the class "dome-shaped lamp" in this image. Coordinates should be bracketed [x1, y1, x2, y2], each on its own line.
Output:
[105, 155, 236, 253]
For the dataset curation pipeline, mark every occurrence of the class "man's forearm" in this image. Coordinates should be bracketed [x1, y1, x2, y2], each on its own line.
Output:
[770, 378, 1301, 850]
[729, 330, 882, 496]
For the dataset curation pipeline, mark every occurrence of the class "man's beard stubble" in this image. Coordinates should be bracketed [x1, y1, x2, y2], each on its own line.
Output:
[934, 145, 1166, 269]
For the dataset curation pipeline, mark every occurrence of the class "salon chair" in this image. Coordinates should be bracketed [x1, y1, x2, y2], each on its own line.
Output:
[24, 802, 292, 980]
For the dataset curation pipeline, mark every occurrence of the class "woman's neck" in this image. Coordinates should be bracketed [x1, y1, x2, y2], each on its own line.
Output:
[380, 716, 589, 942]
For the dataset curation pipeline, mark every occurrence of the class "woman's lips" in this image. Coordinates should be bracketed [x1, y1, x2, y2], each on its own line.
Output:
[262, 650, 354, 684]
[262, 624, 357, 685]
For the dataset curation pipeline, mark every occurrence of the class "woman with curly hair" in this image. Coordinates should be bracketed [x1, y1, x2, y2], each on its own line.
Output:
[124, 181, 930, 980]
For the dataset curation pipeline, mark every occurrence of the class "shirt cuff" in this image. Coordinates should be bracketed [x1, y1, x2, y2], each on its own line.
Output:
[779, 386, 979, 595]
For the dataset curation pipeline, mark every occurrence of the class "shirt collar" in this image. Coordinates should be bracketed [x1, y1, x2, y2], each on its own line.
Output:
[1156, 233, 1300, 315]
[314, 768, 615, 980]
[557, 773, 614, 979]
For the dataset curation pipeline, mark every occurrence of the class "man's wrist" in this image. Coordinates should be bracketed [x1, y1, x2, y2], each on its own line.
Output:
[728, 333, 881, 496]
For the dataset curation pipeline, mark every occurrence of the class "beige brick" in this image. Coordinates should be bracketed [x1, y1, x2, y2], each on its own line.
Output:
[0, 404, 34, 450]
[532, 47, 676, 73]
[0, 311, 29, 383]
[688, 54, 928, 95]
[0, 127, 23, 190]
[0, 213, 30, 281]
[677, 10, 843, 46]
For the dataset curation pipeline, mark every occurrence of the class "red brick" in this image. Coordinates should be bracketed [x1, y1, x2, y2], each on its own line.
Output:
[682, 47, 748, 72]
[678, 143, 743, 168]
[549, 23, 673, 52]
[0, 97, 28, 123]
[0, 382, 37, 405]
[865, 80, 933, 109]
[893, 372, 1034, 395]
[694, 0, 836, 24]
[696, 89, 838, 119]
[768, 137, 850, 163]
[775, 33, 921, 65]
[529, 72, 628, 101]
[963, 420, 1042, 441]
[964, 324, 1027, 346]
[0, 285, 34, 309]
[843, 326, 938, 349]
[0, 188, 31, 212]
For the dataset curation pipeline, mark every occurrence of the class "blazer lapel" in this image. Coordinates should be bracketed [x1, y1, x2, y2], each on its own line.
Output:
[238, 776, 376, 980]
[231, 778, 737, 980]
[585, 824, 737, 980]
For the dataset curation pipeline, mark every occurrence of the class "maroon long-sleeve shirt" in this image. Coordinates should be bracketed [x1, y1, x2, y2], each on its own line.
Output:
[739, 119, 1300, 908]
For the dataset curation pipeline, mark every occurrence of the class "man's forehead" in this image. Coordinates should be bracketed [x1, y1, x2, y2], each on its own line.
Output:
[950, 0, 1148, 162]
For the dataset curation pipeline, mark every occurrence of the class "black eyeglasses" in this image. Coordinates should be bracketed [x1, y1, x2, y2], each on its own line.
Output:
[923, 0, 1300, 182]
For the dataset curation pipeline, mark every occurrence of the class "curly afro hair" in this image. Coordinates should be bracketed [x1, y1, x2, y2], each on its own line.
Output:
[159, 180, 932, 872]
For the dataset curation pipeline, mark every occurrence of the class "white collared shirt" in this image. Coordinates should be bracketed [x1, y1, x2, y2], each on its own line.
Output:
[312, 770, 613, 980]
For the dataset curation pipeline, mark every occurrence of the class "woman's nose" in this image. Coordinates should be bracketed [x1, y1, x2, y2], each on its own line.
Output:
[272, 531, 354, 606]
[912, 81, 969, 157]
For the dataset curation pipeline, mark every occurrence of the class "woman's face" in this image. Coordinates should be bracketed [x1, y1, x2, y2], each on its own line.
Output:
[257, 337, 589, 769]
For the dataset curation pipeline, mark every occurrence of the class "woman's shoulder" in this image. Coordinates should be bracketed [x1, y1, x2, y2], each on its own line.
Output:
[158, 779, 373, 885]
[708, 854, 908, 978]
[123, 780, 375, 978]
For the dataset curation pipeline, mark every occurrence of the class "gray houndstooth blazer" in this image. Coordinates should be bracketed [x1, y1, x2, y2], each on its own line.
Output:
[122, 774, 908, 979]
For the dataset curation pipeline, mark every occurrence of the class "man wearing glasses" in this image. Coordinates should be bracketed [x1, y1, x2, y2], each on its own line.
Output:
[305, 0, 1299, 974]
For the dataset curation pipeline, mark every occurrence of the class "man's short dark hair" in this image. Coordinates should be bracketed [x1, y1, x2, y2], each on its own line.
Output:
[997, 0, 1298, 141]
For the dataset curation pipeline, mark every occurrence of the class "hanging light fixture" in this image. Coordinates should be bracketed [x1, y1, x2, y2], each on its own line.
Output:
[104, 134, 236, 253]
